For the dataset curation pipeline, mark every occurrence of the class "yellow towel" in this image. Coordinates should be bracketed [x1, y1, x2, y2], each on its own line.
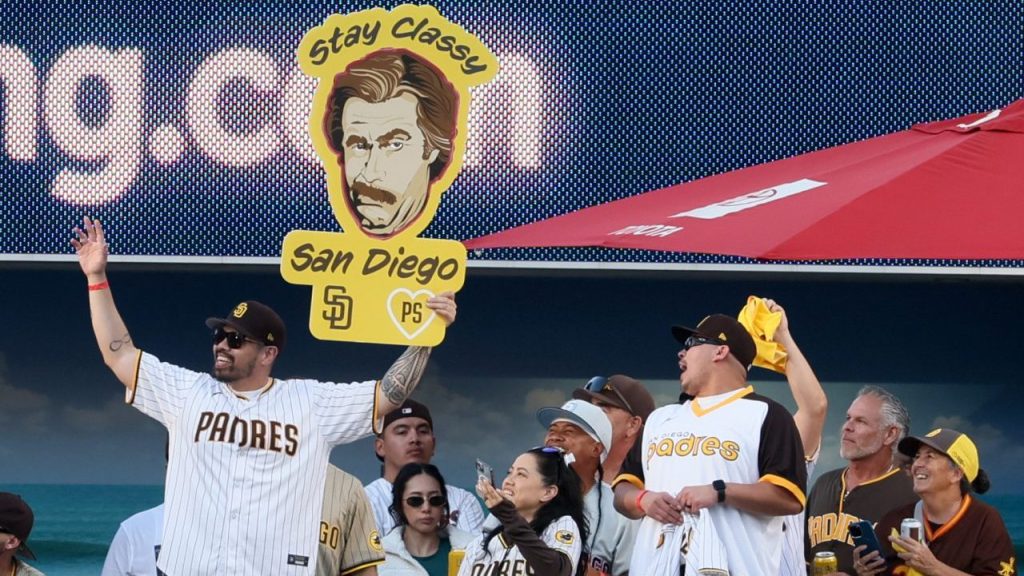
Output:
[737, 296, 788, 374]
[889, 527, 924, 576]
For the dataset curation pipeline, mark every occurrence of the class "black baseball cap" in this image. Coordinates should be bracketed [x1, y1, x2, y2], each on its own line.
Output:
[0, 492, 36, 560]
[381, 399, 434, 433]
[672, 313, 756, 370]
[206, 301, 286, 351]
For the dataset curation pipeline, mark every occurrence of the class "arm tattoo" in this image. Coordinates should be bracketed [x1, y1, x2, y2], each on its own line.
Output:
[380, 346, 432, 405]
[109, 332, 132, 352]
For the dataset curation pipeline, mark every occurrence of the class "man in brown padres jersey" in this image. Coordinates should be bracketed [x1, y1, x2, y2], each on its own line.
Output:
[805, 385, 917, 573]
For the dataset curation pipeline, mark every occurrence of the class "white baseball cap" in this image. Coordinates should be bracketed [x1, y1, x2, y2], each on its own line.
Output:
[536, 399, 613, 463]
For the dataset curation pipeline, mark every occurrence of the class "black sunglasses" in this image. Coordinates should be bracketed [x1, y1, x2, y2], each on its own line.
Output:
[531, 445, 569, 484]
[585, 376, 636, 416]
[681, 335, 724, 351]
[212, 328, 255, 349]
[405, 495, 446, 508]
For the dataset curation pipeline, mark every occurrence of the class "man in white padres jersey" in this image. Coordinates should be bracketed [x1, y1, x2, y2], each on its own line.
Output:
[612, 313, 807, 576]
[364, 400, 484, 537]
[72, 216, 457, 576]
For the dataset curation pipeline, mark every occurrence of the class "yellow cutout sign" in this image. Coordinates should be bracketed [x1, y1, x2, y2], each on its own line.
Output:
[281, 5, 497, 346]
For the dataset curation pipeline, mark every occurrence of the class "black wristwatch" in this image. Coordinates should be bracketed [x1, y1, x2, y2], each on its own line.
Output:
[712, 479, 726, 503]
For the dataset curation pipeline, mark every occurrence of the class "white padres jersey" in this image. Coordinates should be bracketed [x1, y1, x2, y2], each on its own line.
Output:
[101, 503, 165, 576]
[365, 478, 485, 536]
[456, 515, 582, 576]
[779, 456, 818, 576]
[129, 352, 379, 576]
[614, 387, 806, 576]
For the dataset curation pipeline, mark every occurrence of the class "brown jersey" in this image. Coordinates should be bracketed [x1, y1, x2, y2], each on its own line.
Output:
[874, 496, 1017, 575]
[805, 466, 917, 572]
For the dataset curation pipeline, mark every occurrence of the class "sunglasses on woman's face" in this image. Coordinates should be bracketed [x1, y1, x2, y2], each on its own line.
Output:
[405, 495, 445, 508]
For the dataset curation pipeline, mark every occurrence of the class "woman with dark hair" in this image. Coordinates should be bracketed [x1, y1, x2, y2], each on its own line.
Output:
[458, 446, 589, 576]
[381, 463, 474, 576]
[852, 428, 1016, 575]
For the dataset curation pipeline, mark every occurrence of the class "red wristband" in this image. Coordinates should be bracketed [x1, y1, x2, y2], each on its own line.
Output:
[635, 489, 649, 514]
[88, 281, 110, 291]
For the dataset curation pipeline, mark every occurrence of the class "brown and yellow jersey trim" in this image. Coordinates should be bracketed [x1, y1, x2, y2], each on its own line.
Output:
[611, 473, 644, 491]
[340, 558, 385, 575]
[925, 494, 972, 542]
[837, 466, 901, 516]
[124, 349, 144, 405]
[760, 473, 806, 509]
[690, 385, 754, 417]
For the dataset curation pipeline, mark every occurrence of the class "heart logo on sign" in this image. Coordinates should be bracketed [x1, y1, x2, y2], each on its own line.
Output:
[386, 288, 436, 340]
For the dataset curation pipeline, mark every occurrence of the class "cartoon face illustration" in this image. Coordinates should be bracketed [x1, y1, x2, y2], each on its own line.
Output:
[325, 51, 458, 238]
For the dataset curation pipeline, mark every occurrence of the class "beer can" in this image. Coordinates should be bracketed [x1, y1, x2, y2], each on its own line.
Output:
[812, 551, 838, 575]
[448, 549, 466, 576]
[900, 518, 924, 543]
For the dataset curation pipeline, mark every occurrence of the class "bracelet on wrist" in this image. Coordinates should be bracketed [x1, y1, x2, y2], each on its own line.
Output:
[88, 280, 110, 291]
[635, 489, 649, 514]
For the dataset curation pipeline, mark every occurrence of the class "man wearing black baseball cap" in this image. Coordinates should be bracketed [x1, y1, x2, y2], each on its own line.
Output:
[611, 313, 807, 575]
[0, 492, 44, 575]
[364, 399, 484, 537]
[72, 216, 458, 575]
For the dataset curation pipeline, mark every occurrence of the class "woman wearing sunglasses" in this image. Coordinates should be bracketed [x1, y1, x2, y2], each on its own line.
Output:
[459, 447, 589, 576]
[381, 463, 474, 576]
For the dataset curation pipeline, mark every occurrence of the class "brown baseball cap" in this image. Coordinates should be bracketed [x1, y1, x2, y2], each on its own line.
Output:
[672, 313, 756, 370]
[0, 492, 36, 560]
[206, 300, 287, 351]
[573, 374, 655, 422]
[898, 428, 982, 484]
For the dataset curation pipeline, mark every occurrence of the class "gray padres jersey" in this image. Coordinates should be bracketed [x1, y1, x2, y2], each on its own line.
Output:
[317, 465, 385, 576]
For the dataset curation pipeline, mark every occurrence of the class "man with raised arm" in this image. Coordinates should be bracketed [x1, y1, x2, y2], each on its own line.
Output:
[71, 216, 457, 576]
[761, 299, 828, 576]
[611, 313, 807, 575]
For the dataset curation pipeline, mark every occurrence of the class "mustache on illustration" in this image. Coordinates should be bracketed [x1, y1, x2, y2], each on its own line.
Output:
[349, 181, 397, 205]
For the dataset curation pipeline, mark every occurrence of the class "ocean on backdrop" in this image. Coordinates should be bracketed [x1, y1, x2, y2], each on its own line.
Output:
[4, 484, 1023, 575]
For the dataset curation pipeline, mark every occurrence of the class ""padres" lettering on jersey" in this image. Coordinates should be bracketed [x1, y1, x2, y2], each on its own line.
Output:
[806, 512, 858, 548]
[468, 559, 534, 576]
[646, 434, 740, 462]
[194, 411, 299, 455]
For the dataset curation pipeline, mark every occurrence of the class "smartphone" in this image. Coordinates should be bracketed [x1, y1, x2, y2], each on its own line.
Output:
[475, 459, 495, 486]
[849, 520, 883, 558]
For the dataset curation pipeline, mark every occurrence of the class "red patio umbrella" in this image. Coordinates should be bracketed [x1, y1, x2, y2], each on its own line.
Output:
[464, 99, 1024, 261]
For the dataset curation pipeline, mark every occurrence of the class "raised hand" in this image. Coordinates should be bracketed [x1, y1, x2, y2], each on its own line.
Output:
[426, 290, 457, 326]
[475, 476, 509, 509]
[70, 216, 109, 280]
